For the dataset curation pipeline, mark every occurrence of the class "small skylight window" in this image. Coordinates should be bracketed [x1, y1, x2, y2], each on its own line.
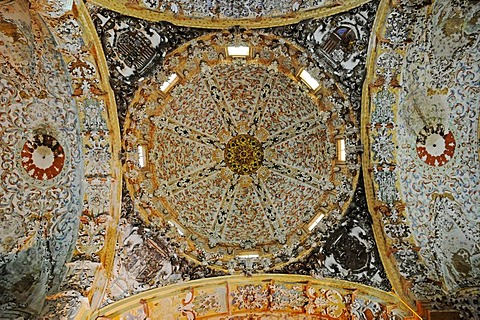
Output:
[308, 213, 325, 232]
[167, 220, 185, 236]
[226, 46, 250, 57]
[237, 253, 259, 259]
[336, 138, 346, 162]
[159, 73, 178, 93]
[138, 145, 147, 168]
[299, 69, 320, 91]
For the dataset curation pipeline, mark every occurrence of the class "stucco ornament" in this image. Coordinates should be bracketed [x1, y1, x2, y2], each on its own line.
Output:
[124, 32, 359, 272]
[29, 0, 73, 17]
[365, 0, 480, 312]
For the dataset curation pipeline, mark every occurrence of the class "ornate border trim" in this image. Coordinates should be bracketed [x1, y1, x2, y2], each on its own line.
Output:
[86, 0, 372, 29]
[361, 0, 412, 307]
[93, 274, 413, 318]
[74, 0, 123, 310]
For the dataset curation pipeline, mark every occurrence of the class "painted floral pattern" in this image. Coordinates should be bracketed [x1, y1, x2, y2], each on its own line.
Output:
[125, 33, 359, 271]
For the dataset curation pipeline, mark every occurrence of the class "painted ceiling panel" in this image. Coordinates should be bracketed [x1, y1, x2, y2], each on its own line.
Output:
[0, 0, 83, 315]
[364, 0, 480, 317]
[2, 0, 479, 318]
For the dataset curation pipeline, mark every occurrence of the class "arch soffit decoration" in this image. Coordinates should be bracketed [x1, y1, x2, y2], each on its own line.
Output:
[93, 275, 415, 319]
[86, 0, 372, 29]
[362, 0, 480, 309]
[24, 0, 123, 316]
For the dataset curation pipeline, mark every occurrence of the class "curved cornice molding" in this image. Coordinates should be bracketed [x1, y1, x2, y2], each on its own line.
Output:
[86, 0, 372, 29]
[92, 274, 415, 319]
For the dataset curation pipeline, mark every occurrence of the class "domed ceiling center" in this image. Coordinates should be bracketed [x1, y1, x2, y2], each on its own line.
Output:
[124, 33, 359, 271]
[224, 134, 263, 175]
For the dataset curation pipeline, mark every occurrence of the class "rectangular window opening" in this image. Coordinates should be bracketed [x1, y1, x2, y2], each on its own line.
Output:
[308, 213, 325, 232]
[299, 69, 320, 91]
[167, 220, 185, 236]
[160, 73, 178, 93]
[336, 138, 346, 162]
[237, 254, 259, 259]
[138, 145, 147, 168]
[237, 251, 260, 259]
[226, 46, 250, 58]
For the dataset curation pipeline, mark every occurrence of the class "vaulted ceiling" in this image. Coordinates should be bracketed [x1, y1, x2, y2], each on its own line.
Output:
[0, 0, 479, 319]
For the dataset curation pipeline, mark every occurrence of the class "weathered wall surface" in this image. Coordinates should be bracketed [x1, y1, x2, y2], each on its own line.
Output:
[0, 0, 83, 316]
[364, 0, 480, 317]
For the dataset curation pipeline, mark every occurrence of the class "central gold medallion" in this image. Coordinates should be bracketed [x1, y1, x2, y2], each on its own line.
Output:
[224, 134, 264, 175]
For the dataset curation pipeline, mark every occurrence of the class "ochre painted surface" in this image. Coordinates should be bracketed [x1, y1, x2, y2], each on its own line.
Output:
[94, 275, 414, 320]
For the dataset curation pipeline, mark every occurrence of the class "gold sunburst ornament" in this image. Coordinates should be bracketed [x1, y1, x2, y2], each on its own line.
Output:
[224, 134, 264, 175]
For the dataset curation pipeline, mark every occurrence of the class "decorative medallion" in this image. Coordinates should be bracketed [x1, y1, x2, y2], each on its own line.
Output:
[21, 134, 65, 180]
[124, 33, 360, 271]
[224, 134, 263, 175]
[416, 124, 455, 166]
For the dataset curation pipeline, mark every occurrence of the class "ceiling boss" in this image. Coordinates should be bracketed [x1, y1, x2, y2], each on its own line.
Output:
[224, 134, 264, 176]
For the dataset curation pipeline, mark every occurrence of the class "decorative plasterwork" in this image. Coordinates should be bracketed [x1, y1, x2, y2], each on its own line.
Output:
[104, 176, 390, 304]
[29, 0, 73, 18]
[277, 175, 391, 292]
[87, 0, 372, 29]
[102, 187, 226, 304]
[267, 0, 379, 118]
[95, 275, 414, 320]
[88, 4, 209, 129]
[0, 0, 83, 314]
[90, 2, 378, 132]
[0, 0, 123, 318]
[124, 32, 360, 272]
[95, 6, 386, 307]
[21, 134, 66, 180]
[363, 0, 480, 312]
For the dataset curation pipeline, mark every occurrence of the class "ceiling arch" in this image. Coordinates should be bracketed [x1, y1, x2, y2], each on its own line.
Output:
[363, 0, 480, 310]
[93, 275, 415, 319]
[87, 0, 372, 29]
